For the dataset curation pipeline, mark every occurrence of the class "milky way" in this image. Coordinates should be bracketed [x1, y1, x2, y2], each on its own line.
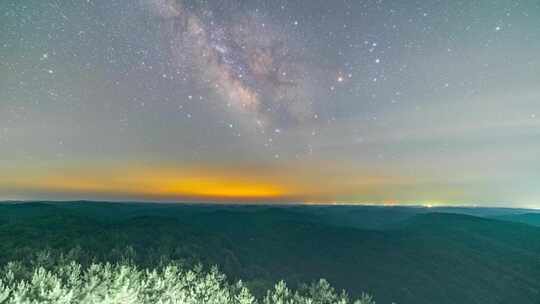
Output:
[151, 0, 316, 130]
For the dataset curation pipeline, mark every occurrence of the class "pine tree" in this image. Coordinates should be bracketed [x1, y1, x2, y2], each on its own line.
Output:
[0, 259, 375, 304]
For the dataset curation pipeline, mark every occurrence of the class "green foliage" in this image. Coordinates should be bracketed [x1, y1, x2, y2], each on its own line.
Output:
[0, 259, 374, 304]
[1, 202, 540, 303]
[262, 280, 374, 304]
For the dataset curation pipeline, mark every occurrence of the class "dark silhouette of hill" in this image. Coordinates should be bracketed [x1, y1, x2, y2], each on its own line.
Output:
[493, 213, 540, 227]
[0, 202, 539, 304]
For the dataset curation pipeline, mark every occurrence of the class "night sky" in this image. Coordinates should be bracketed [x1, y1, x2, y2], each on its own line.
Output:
[1, 0, 539, 207]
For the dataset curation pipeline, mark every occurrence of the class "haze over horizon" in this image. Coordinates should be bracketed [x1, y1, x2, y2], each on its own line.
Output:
[1, 0, 539, 207]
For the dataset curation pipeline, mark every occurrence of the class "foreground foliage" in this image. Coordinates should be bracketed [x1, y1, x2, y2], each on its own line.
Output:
[0, 260, 374, 304]
[4, 203, 539, 303]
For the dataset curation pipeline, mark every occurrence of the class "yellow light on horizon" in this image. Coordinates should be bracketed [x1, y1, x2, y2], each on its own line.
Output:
[3, 167, 288, 200]
[0, 162, 417, 203]
[423, 200, 445, 208]
[150, 178, 284, 198]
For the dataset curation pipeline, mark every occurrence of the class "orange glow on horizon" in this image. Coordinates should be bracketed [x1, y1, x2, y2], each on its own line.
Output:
[149, 178, 284, 198]
[2, 165, 289, 200]
[0, 162, 413, 202]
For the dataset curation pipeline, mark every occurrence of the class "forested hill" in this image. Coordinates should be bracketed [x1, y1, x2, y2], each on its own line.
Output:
[0, 202, 539, 304]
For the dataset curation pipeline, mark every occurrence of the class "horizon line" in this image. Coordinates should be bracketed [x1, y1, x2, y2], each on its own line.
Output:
[0, 199, 538, 211]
